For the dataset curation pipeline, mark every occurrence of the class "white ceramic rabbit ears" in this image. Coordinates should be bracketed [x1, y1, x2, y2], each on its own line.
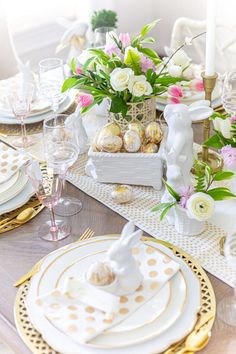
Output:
[164, 100, 213, 122]
[120, 221, 143, 248]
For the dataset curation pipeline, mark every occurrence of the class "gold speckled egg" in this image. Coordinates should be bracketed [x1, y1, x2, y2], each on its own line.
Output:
[145, 122, 162, 143]
[99, 135, 123, 153]
[100, 122, 121, 137]
[128, 122, 145, 142]
[123, 130, 141, 153]
[111, 185, 133, 204]
[141, 143, 159, 153]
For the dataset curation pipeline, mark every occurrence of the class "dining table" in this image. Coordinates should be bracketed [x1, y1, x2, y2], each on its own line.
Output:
[0, 122, 236, 354]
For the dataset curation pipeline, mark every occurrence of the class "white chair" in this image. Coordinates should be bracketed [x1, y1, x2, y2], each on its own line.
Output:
[0, 14, 20, 79]
[170, 17, 236, 74]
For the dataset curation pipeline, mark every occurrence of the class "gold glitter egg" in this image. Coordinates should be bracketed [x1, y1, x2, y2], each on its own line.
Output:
[145, 122, 162, 143]
[123, 130, 141, 153]
[111, 185, 133, 204]
[128, 122, 145, 142]
[141, 143, 159, 153]
[100, 122, 121, 137]
[99, 135, 123, 153]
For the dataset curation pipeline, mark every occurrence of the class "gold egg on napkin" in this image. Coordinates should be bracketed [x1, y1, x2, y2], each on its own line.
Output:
[87, 261, 116, 286]
[128, 122, 145, 142]
[111, 185, 133, 204]
[100, 122, 121, 137]
[145, 122, 162, 143]
[123, 130, 141, 152]
[141, 143, 159, 153]
[99, 135, 123, 153]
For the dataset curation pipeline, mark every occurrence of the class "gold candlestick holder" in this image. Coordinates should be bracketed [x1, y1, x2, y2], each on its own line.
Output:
[197, 72, 223, 171]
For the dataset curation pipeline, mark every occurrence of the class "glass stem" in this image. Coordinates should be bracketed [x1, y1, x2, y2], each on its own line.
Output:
[20, 117, 27, 148]
[49, 206, 58, 240]
[52, 99, 59, 115]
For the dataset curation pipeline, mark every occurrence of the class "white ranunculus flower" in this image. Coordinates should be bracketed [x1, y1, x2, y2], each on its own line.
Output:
[128, 75, 153, 97]
[110, 68, 134, 92]
[167, 64, 183, 77]
[172, 49, 190, 67]
[186, 192, 215, 221]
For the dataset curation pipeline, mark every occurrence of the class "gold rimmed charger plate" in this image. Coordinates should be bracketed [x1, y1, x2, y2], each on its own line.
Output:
[14, 236, 216, 354]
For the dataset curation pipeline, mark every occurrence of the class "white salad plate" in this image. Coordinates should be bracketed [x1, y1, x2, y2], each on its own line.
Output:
[0, 91, 74, 125]
[0, 170, 19, 194]
[0, 178, 34, 215]
[0, 170, 28, 205]
[26, 236, 201, 354]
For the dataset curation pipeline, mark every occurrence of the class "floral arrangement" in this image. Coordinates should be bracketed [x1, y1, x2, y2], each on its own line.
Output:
[91, 9, 118, 32]
[152, 161, 235, 221]
[204, 112, 236, 169]
[62, 20, 183, 117]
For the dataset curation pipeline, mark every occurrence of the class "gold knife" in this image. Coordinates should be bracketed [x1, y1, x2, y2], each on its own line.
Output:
[0, 200, 41, 226]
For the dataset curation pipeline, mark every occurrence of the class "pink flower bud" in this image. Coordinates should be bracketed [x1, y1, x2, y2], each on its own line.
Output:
[76, 67, 83, 75]
[169, 97, 181, 104]
[119, 33, 131, 48]
[168, 85, 183, 98]
[76, 93, 94, 108]
[190, 78, 204, 92]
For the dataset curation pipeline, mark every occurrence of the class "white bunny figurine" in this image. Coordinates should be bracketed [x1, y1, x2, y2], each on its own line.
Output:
[164, 100, 213, 187]
[65, 106, 89, 154]
[107, 221, 143, 295]
[56, 18, 89, 64]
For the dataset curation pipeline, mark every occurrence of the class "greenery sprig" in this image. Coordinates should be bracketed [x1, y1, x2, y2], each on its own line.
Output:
[91, 9, 118, 32]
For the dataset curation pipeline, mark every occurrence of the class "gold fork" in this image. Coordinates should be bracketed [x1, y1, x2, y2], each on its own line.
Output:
[14, 228, 95, 287]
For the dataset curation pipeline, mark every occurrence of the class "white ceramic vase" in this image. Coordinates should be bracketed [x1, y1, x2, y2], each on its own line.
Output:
[174, 205, 204, 236]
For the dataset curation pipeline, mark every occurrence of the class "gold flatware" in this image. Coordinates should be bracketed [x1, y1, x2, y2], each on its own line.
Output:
[14, 228, 95, 287]
[0, 200, 41, 227]
[195, 312, 214, 331]
[0, 207, 36, 229]
[177, 328, 210, 354]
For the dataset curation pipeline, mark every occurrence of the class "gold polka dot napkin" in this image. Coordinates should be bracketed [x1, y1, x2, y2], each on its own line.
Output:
[35, 243, 180, 344]
[0, 143, 29, 184]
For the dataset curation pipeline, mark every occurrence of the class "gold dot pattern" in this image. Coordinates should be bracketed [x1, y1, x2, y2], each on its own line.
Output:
[86, 316, 95, 322]
[147, 258, 157, 266]
[146, 246, 155, 254]
[132, 247, 140, 255]
[135, 295, 144, 302]
[0, 169, 7, 173]
[35, 299, 42, 306]
[85, 306, 95, 313]
[163, 256, 172, 264]
[50, 303, 60, 309]
[120, 296, 128, 303]
[2, 145, 9, 151]
[68, 305, 78, 311]
[69, 313, 78, 320]
[136, 284, 144, 292]
[86, 327, 96, 334]
[103, 318, 113, 324]
[150, 281, 159, 290]
[52, 290, 61, 297]
[165, 268, 174, 275]
[149, 270, 158, 277]
[119, 307, 129, 315]
[0, 161, 7, 167]
[2, 153, 8, 159]
[68, 325, 78, 333]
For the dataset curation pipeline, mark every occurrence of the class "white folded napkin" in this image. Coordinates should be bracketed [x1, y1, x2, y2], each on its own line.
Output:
[35, 243, 180, 344]
[0, 143, 29, 184]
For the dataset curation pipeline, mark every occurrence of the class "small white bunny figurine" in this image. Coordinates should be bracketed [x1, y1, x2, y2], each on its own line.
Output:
[65, 106, 89, 154]
[164, 100, 213, 187]
[107, 221, 143, 295]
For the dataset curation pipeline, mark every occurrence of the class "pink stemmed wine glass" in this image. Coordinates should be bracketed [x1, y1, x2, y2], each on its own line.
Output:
[25, 160, 71, 241]
[8, 82, 36, 148]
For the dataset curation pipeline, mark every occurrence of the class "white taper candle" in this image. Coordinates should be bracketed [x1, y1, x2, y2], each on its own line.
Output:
[205, 0, 216, 76]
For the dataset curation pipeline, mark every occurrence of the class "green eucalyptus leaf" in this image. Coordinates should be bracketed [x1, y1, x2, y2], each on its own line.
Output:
[110, 96, 128, 117]
[141, 19, 160, 38]
[203, 134, 224, 149]
[155, 76, 184, 86]
[214, 171, 234, 181]
[124, 48, 141, 74]
[163, 180, 181, 201]
[206, 187, 236, 200]
[151, 202, 174, 212]
[160, 203, 176, 221]
[61, 77, 80, 92]
[82, 57, 96, 75]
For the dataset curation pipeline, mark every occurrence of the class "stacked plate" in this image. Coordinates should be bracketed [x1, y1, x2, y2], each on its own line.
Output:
[0, 145, 34, 215]
[25, 236, 202, 354]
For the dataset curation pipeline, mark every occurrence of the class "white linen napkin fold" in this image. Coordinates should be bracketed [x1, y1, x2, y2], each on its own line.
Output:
[35, 243, 180, 344]
[0, 143, 29, 184]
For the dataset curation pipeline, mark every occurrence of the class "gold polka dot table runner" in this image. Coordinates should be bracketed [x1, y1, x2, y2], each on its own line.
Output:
[33, 243, 180, 344]
[0, 142, 29, 184]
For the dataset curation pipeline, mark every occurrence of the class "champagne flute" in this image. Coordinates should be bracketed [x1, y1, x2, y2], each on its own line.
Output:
[8, 82, 35, 148]
[25, 160, 71, 241]
[222, 70, 236, 115]
[39, 58, 65, 114]
[217, 231, 236, 326]
[43, 114, 82, 216]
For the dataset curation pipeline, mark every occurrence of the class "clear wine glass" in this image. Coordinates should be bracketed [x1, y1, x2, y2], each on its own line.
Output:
[25, 160, 71, 241]
[8, 82, 35, 148]
[43, 114, 82, 216]
[217, 231, 236, 326]
[39, 58, 65, 114]
[94, 27, 115, 47]
[222, 71, 236, 115]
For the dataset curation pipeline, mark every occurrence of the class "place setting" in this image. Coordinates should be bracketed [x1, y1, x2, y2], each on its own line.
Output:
[1, 1, 236, 354]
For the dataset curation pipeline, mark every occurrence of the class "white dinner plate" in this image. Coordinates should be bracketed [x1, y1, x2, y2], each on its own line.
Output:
[0, 179, 34, 215]
[0, 170, 19, 194]
[26, 236, 200, 354]
[0, 170, 28, 205]
[0, 91, 74, 125]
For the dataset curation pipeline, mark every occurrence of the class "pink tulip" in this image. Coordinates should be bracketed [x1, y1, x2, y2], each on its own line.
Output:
[76, 93, 94, 108]
[168, 85, 183, 98]
[119, 33, 131, 48]
[104, 44, 123, 59]
[140, 55, 155, 73]
[76, 67, 83, 75]
[229, 115, 236, 124]
[170, 97, 181, 104]
[190, 78, 204, 92]
[220, 145, 236, 167]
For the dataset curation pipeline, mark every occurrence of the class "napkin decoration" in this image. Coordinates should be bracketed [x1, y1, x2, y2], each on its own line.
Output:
[0, 143, 29, 184]
[35, 242, 180, 344]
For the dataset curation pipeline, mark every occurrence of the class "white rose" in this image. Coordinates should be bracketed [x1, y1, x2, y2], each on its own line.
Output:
[172, 49, 190, 67]
[186, 192, 215, 221]
[110, 68, 134, 92]
[168, 64, 183, 77]
[128, 75, 153, 97]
